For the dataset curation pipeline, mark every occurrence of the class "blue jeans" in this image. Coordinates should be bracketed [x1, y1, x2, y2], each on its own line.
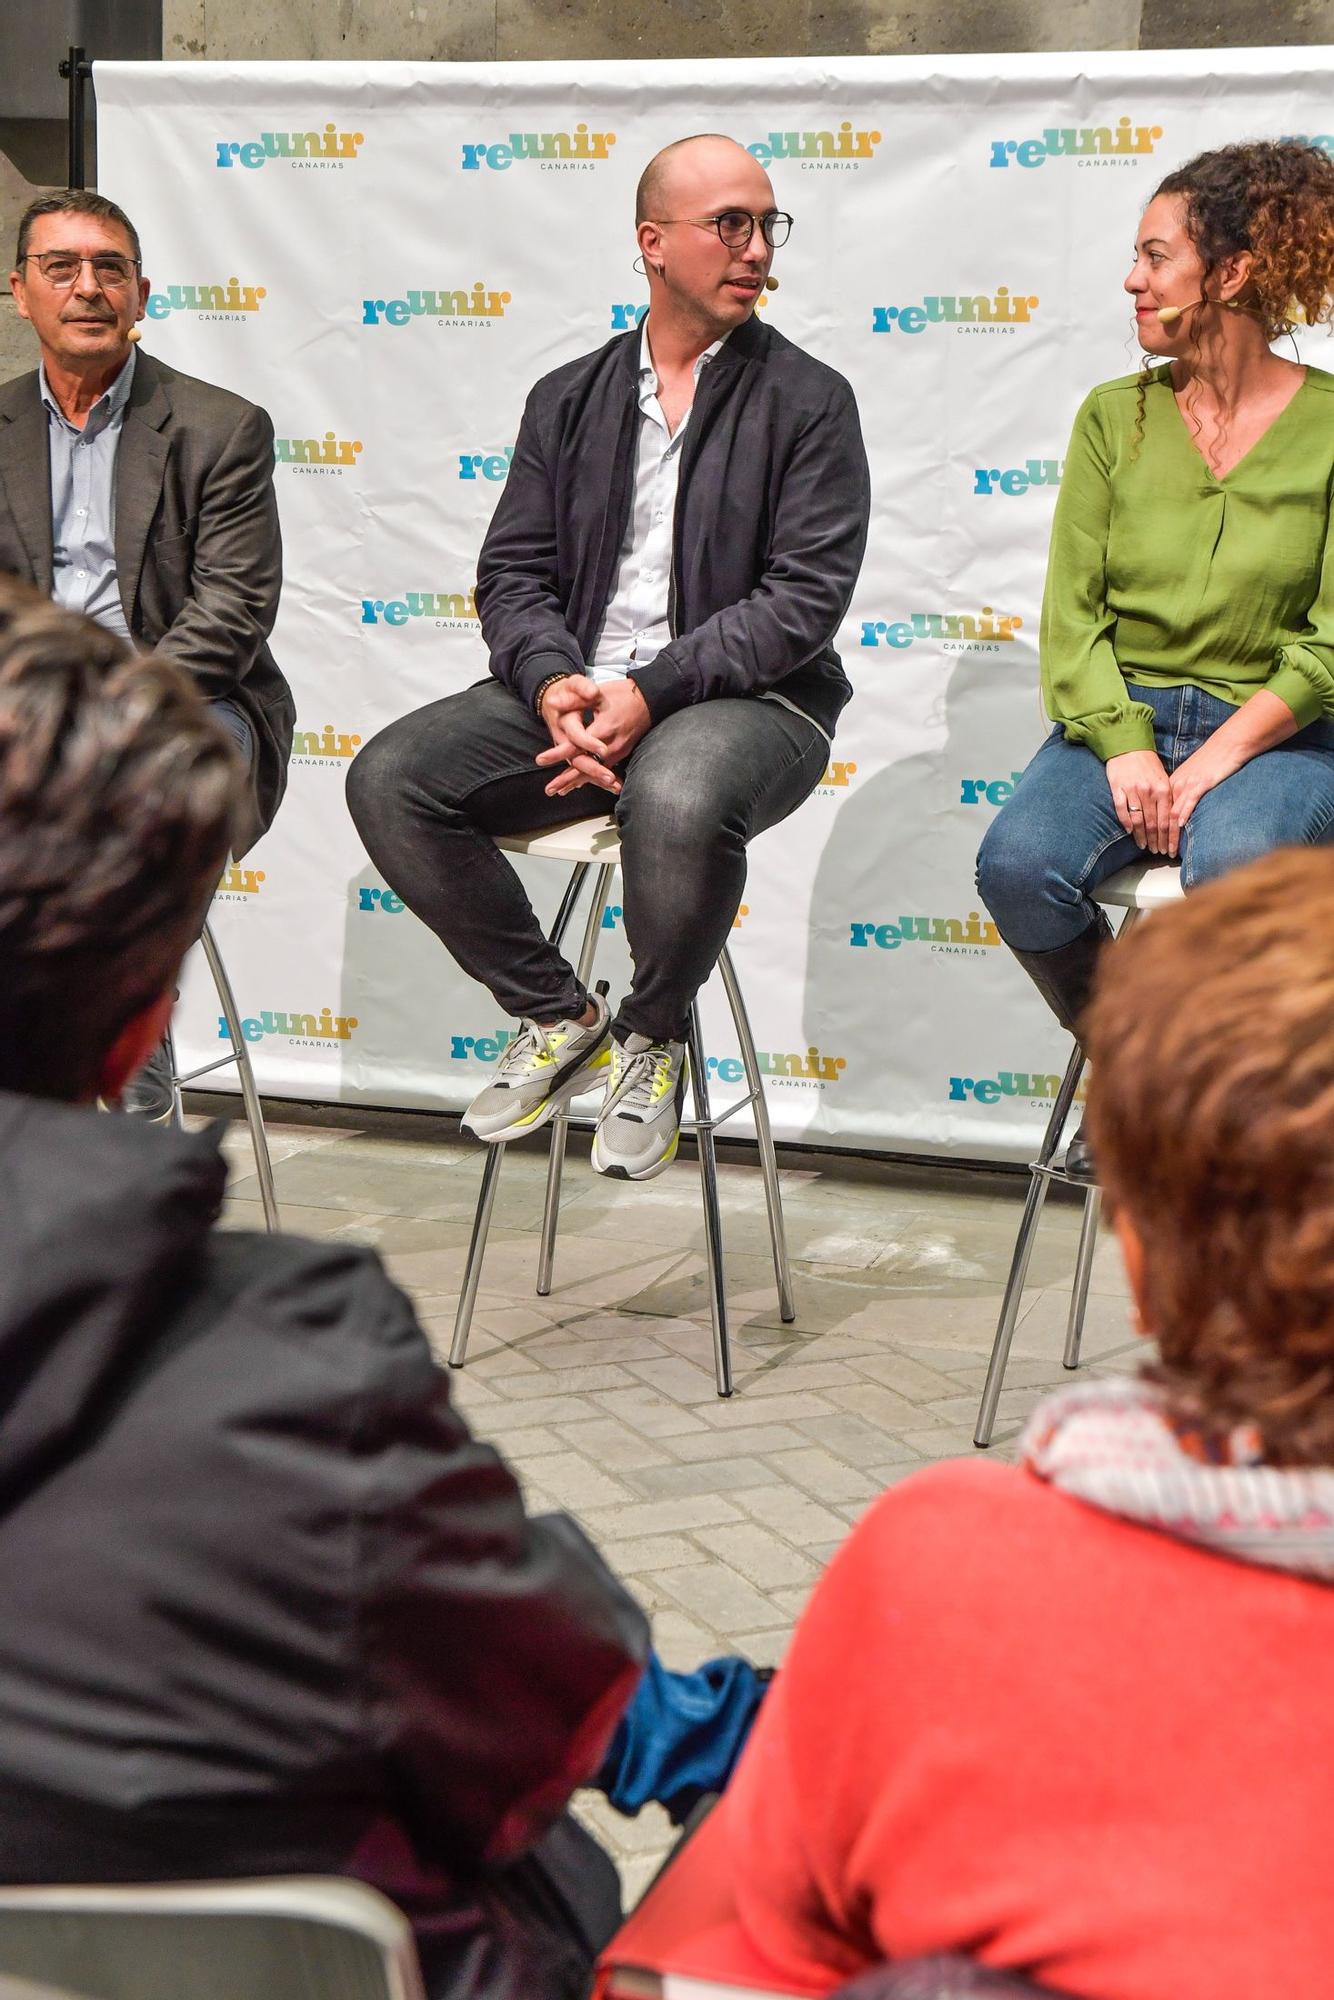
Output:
[976, 683, 1334, 952]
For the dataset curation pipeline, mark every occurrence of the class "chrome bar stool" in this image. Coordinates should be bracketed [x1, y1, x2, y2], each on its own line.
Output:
[166, 920, 280, 1232]
[448, 815, 796, 1396]
[973, 859, 1184, 1447]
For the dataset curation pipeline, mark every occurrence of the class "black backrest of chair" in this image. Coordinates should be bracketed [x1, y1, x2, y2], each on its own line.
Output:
[834, 1955, 1073, 2000]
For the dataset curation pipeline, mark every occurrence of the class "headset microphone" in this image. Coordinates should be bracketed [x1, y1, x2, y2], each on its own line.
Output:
[126, 325, 142, 343]
[1156, 297, 1250, 325]
[764, 275, 779, 291]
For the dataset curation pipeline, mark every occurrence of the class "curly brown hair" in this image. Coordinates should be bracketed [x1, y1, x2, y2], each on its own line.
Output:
[1133, 140, 1334, 450]
[0, 581, 239, 1100]
[1083, 847, 1334, 1468]
[1156, 140, 1334, 339]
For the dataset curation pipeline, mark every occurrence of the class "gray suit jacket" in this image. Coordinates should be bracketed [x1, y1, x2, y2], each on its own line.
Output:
[0, 351, 294, 856]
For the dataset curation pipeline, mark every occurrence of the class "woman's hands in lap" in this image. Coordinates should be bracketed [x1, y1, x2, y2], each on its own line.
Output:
[1105, 750, 1178, 855]
[1168, 733, 1255, 828]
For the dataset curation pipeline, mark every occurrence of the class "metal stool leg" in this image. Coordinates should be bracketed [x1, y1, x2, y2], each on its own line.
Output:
[201, 921, 279, 1233]
[450, 1143, 506, 1367]
[686, 1002, 733, 1398]
[537, 862, 616, 1297]
[1064, 1185, 1101, 1369]
[718, 946, 794, 1323]
[974, 1040, 1086, 1447]
[451, 862, 594, 1368]
[164, 1021, 186, 1131]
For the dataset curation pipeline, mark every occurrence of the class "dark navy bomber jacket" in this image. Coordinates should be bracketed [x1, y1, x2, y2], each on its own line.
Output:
[474, 312, 871, 739]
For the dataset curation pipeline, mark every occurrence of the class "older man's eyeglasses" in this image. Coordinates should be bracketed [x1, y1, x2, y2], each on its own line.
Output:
[653, 210, 794, 251]
[20, 251, 140, 291]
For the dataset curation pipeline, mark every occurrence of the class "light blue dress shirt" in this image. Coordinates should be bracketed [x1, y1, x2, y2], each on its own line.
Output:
[40, 349, 136, 641]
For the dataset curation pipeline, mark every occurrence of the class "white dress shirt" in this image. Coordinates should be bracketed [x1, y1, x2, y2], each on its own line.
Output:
[587, 325, 724, 682]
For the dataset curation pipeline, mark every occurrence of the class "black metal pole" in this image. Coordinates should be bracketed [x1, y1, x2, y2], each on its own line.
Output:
[59, 45, 89, 189]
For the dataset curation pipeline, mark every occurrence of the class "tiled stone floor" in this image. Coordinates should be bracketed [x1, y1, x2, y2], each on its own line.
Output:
[209, 1098, 1138, 1899]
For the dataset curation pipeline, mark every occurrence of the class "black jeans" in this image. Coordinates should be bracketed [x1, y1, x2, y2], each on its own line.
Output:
[346, 679, 829, 1043]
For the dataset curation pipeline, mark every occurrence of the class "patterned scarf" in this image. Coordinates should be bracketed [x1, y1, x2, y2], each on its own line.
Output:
[1022, 1376, 1334, 1581]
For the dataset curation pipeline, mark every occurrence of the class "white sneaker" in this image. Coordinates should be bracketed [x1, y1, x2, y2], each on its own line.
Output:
[591, 1034, 688, 1181]
[461, 992, 612, 1143]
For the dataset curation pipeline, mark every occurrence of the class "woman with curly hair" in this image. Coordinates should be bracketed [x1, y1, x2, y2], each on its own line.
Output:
[613, 846, 1334, 1998]
[977, 141, 1334, 1178]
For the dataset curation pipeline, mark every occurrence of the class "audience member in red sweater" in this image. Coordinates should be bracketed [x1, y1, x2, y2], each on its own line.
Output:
[696, 848, 1334, 1998]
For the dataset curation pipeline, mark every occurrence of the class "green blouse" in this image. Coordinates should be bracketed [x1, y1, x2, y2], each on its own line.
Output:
[1040, 363, 1334, 761]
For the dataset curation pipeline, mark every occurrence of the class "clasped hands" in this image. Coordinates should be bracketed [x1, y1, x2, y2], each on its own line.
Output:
[1105, 737, 1247, 857]
[537, 674, 651, 798]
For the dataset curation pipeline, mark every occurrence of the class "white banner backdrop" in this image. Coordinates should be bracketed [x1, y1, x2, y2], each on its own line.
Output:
[93, 50, 1334, 1160]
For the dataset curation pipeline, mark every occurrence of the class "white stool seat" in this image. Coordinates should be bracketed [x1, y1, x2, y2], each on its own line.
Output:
[1095, 858, 1186, 912]
[495, 816, 620, 862]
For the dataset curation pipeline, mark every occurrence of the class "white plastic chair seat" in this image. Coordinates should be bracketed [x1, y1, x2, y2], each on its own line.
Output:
[495, 815, 621, 862]
[1094, 857, 1186, 912]
[0, 1876, 426, 2000]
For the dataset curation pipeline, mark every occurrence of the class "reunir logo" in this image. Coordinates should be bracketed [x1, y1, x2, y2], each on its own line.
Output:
[458, 448, 513, 482]
[461, 126, 615, 171]
[960, 773, 1023, 807]
[974, 459, 1062, 496]
[275, 433, 363, 474]
[362, 283, 510, 326]
[949, 1067, 1089, 1105]
[873, 289, 1038, 334]
[356, 885, 405, 914]
[817, 759, 857, 794]
[361, 590, 478, 627]
[861, 608, 1022, 651]
[216, 125, 365, 169]
[215, 862, 266, 898]
[850, 912, 1001, 954]
[745, 123, 880, 169]
[292, 723, 362, 759]
[989, 117, 1162, 169]
[221, 1006, 358, 1046]
[145, 279, 264, 321]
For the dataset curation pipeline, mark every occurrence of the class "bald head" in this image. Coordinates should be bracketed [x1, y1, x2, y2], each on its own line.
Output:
[635, 133, 773, 223]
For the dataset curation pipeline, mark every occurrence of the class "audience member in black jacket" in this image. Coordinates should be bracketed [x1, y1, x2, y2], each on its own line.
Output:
[348, 133, 871, 1184]
[0, 584, 649, 2000]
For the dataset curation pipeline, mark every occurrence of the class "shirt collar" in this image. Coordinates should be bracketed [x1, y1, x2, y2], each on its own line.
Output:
[39, 347, 137, 432]
[638, 321, 729, 391]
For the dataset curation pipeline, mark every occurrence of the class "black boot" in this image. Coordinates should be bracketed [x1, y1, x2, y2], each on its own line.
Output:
[1008, 914, 1111, 1184]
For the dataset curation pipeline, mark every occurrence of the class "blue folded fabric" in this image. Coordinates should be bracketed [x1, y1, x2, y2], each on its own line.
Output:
[593, 1650, 770, 1823]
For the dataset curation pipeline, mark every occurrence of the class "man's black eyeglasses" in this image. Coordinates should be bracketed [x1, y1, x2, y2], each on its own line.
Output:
[651, 210, 794, 251]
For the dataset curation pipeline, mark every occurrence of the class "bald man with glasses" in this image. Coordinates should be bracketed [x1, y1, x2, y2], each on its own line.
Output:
[350, 133, 869, 1183]
[1, 189, 294, 1117]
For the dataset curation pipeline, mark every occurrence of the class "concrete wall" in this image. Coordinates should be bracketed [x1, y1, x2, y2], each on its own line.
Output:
[0, 149, 49, 386]
[162, 0, 1333, 62]
[3, 0, 1334, 382]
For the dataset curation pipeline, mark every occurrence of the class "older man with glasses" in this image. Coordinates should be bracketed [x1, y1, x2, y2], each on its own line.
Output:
[0, 190, 294, 1119]
[349, 132, 869, 1181]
